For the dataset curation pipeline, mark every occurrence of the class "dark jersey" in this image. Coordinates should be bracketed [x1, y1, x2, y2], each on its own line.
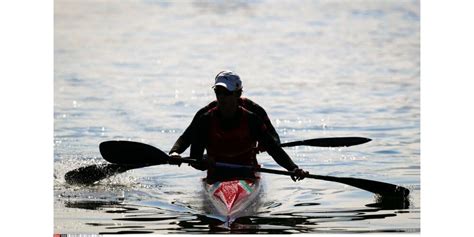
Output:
[170, 97, 280, 154]
[190, 106, 298, 172]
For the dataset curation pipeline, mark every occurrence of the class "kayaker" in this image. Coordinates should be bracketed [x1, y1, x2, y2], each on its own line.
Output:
[169, 72, 280, 155]
[169, 70, 308, 182]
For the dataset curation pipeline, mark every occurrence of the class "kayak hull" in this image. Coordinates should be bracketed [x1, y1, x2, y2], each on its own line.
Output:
[203, 176, 262, 223]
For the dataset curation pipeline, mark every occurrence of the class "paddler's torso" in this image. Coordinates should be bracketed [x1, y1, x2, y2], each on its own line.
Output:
[204, 106, 259, 181]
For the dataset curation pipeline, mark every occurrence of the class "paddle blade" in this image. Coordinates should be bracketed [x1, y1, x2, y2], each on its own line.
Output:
[64, 164, 132, 185]
[312, 175, 410, 198]
[281, 137, 372, 148]
[255, 167, 409, 198]
[99, 140, 170, 165]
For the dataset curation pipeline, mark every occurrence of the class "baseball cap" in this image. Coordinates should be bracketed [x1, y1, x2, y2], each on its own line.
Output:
[213, 70, 242, 92]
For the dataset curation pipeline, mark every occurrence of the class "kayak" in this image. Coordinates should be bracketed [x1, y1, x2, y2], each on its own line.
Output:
[203, 175, 262, 225]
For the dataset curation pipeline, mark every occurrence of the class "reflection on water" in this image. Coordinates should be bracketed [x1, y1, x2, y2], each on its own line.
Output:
[368, 195, 411, 209]
[60, 195, 413, 234]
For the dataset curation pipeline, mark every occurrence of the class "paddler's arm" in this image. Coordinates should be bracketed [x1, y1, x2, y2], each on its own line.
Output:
[188, 113, 211, 171]
[261, 136, 309, 181]
[169, 102, 217, 154]
[168, 110, 204, 166]
[261, 135, 298, 171]
[250, 114, 308, 181]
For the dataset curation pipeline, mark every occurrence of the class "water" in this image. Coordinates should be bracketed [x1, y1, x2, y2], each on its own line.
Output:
[54, 0, 420, 234]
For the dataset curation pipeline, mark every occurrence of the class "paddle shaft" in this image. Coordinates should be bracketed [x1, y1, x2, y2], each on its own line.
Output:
[66, 138, 411, 199]
[172, 157, 409, 197]
[65, 136, 371, 185]
[66, 140, 408, 198]
[98, 140, 408, 197]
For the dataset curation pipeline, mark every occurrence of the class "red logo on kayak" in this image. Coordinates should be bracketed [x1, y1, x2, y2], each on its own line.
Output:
[213, 180, 249, 212]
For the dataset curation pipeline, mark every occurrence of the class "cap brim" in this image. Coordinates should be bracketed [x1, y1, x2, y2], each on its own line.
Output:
[213, 82, 235, 91]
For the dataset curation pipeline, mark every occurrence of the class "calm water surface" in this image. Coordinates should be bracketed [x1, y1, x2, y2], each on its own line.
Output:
[54, 0, 420, 234]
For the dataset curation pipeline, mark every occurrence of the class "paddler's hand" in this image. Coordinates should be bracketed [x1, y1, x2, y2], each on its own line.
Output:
[290, 167, 309, 182]
[168, 152, 182, 167]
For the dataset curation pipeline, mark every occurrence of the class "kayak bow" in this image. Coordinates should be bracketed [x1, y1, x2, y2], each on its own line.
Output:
[203, 176, 262, 225]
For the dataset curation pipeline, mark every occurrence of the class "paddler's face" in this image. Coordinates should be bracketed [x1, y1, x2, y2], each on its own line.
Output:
[214, 86, 239, 115]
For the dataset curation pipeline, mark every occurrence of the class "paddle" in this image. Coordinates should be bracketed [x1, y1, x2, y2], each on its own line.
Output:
[280, 137, 371, 148]
[64, 136, 370, 185]
[97, 141, 408, 198]
[64, 141, 199, 185]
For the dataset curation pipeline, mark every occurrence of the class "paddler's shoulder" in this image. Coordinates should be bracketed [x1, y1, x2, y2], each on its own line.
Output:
[193, 100, 218, 118]
[192, 107, 216, 128]
[239, 97, 257, 107]
[205, 100, 218, 110]
[240, 107, 263, 123]
[202, 106, 219, 119]
[239, 97, 269, 117]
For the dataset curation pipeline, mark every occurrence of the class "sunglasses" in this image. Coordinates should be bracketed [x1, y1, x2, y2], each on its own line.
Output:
[214, 88, 233, 96]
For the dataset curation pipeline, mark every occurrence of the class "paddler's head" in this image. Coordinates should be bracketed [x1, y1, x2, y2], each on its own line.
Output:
[213, 70, 242, 117]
